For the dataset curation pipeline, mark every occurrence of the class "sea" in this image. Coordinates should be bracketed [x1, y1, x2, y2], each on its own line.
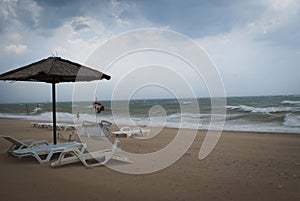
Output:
[0, 95, 300, 134]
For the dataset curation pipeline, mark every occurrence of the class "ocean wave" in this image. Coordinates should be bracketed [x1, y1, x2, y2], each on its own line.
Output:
[0, 112, 77, 122]
[281, 100, 300, 105]
[283, 113, 300, 127]
[167, 112, 202, 119]
[226, 105, 297, 114]
[1, 110, 300, 134]
[182, 101, 191, 105]
[31, 107, 42, 114]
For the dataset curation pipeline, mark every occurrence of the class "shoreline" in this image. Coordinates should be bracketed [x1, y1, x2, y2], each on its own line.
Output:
[1, 116, 300, 136]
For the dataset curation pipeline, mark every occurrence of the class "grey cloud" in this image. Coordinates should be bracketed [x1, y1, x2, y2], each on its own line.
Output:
[0, 0, 132, 37]
[71, 18, 90, 31]
[0, 0, 38, 33]
[34, 0, 113, 29]
[119, 0, 265, 37]
[0, 0, 113, 36]
[0, 18, 4, 33]
[71, 22, 90, 31]
[35, 0, 78, 7]
[256, 17, 300, 49]
[119, 0, 300, 50]
[35, 1, 84, 30]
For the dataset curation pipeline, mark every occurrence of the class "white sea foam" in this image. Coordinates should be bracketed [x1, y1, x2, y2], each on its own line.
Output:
[226, 105, 297, 114]
[281, 100, 300, 105]
[167, 112, 202, 120]
[29, 107, 42, 115]
[283, 113, 300, 127]
[0, 112, 76, 122]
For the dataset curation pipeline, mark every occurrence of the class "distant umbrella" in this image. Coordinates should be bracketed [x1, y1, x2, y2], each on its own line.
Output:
[0, 56, 111, 144]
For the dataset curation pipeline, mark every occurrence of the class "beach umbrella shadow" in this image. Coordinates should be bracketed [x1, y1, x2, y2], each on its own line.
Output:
[0, 56, 111, 144]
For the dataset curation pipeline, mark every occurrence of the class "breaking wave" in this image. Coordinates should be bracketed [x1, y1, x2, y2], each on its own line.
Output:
[281, 100, 300, 105]
[226, 105, 298, 114]
[1, 95, 300, 134]
[0, 112, 76, 122]
[283, 113, 300, 127]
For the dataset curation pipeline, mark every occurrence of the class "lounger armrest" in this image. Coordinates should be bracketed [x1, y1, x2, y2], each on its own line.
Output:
[112, 139, 121, 152]
[101, 120, 112, 126]
[27, 140, 50, 147]
[21, 139, 36, 143]
[79, 143, 87, 153]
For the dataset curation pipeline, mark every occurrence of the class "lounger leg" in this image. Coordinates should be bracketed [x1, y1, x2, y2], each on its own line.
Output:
[6, 144, 25, 154]
[51, 148, 82, 167]
[30, 152, 44, 164]
[42, 150, 55, 163]
[81, 152, 111, 168]
[6, 144, 16, 153]
[32, 150, 55, 164]
[99, 152, 113, 165]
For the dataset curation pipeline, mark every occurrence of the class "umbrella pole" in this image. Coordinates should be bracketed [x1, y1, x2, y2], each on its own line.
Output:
[52, 82, 57, 144]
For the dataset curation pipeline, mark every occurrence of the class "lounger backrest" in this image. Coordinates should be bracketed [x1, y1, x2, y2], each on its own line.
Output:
[2, 136, 26, 147]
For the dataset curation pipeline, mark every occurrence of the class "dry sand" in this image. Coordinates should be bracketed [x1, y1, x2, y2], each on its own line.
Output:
[0, 118, 299, 201]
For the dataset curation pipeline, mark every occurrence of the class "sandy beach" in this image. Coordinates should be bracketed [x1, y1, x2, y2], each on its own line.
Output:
[0, 118, 299, 201]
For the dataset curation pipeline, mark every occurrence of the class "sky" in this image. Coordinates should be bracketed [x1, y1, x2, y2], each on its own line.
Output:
[0, 0, 299, 103]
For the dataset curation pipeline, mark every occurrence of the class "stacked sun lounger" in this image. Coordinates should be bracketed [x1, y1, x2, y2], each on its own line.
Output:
[31, 122, 81, 131]
[112, 127, 150, 138]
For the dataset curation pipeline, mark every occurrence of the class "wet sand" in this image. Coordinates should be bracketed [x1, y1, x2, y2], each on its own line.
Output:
[0, 118, 299, 201]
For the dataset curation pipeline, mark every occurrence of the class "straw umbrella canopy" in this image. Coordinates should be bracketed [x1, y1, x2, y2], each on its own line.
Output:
[0, 56, 111, 144]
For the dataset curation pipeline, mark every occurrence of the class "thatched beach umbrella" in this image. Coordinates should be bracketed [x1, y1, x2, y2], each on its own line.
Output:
[0, 57, 111, 144]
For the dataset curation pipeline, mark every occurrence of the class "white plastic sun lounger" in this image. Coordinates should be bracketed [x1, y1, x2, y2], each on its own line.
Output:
[51, 139, 131, 168]
[0, 135, 49, 154]
[56, 123, 81, 131]
[31, 122, 53, 128]
[57, 131, 79, 141]
[12, 141, 86, 164]
[112, 127, 150, 138]
[31, 122, 80, 131]
[80, 120, 112, 138]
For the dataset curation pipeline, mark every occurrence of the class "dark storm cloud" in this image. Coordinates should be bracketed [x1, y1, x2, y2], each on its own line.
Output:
[35, 0, 85, 30]
[35, 0, 130, 37]
[119, 0, 265, 37]
[117, 0, 300, 50]
[0, 0, 113, 35]
[35, 0, 80, 7]
[34, 0, 114, 30]
[2, 0, 299, 47]
[1, 0, 263, 37]
[0, 0, 39, 33]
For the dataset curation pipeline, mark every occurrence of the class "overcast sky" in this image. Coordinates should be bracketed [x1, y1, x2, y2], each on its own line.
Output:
[0, 0, 299, 103]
